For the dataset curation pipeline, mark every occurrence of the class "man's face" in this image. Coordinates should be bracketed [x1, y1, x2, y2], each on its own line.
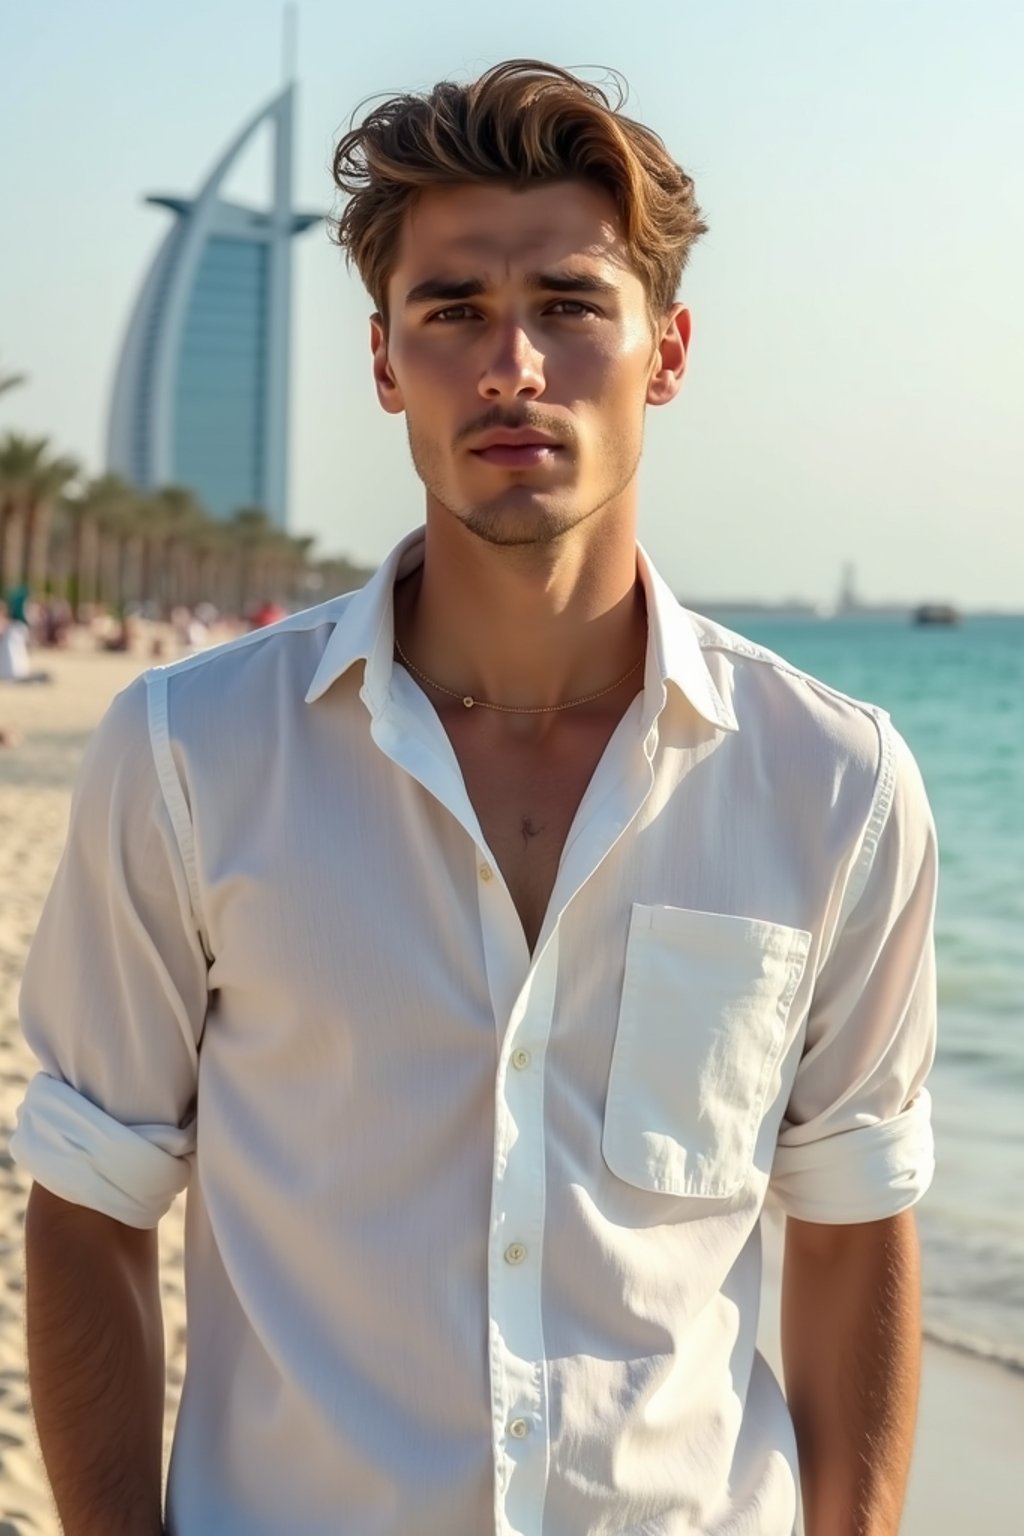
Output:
[372, 181, 689, 548]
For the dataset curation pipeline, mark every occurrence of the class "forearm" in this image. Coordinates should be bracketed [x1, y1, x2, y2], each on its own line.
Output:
[25, 1183, 165, 1536]
[781, 1210, 921, 1536]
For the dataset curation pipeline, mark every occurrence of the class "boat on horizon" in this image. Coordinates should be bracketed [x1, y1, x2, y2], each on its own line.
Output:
[912, 603, 961, 626]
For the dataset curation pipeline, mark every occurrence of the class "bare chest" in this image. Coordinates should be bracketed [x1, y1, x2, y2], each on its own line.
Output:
[446, 716, 624, 951]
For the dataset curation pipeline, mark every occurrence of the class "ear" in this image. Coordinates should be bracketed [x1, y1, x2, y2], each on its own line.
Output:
[370, 314, 405, 415]
[646, 305, 690, 408]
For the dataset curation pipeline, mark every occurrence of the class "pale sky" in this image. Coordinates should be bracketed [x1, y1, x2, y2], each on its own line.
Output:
[3, 0, 1022, 608]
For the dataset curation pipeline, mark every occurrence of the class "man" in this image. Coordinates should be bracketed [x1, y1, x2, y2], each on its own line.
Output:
[12, 59, 936, 1535]
[0, 598, 32, 680]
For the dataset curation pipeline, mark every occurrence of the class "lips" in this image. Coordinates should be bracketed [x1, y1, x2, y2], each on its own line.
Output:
[469, 430, 563, 468]
[472, 443, 561, 467]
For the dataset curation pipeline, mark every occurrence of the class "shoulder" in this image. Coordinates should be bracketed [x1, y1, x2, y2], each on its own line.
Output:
[683, 611, 927, 864]
[689, 609, 892, 775]
[690, 615, 938, 908]
[82, 594, 361, 774]
[154, 593, 356, 689]
[141, 592, 360, 729]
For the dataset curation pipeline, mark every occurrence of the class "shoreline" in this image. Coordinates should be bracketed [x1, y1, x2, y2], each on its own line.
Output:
[922, 1320, 1024, 1379]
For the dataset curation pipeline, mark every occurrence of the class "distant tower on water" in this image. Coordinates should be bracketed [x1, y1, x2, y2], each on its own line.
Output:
[837, 561, 861, 614]
[106, 39, 319, 528]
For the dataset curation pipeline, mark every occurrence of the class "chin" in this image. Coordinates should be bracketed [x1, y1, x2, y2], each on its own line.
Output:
[456, 479, 599, 545]
[460, 500, 585, 548]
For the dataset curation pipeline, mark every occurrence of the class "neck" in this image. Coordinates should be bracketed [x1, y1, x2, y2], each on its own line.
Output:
[395, 501, 646, 725]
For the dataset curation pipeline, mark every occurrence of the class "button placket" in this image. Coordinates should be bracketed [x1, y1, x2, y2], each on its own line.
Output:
[487, 941, 558, 1535]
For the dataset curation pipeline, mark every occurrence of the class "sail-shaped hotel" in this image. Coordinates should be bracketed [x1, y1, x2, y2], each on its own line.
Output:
[106, 84, 319, 528]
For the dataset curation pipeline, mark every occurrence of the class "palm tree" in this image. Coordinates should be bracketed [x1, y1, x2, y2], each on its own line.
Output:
[314, 553, 373, 598]
[147, 485, 206, 610]
[0, 358, 27, 398]
[23, 445, 79, 593]
[187, 517, 233, 610]
[251, 527, 296, 606]
[284, 534, 316, 605]
[1, 424, 347, 618]
[133, 491, 173, 608]
[0, 433, 78, 597]
[0, 432, 39, 593]
[227, 506, 275, 613]
[61, 474, 138, 615]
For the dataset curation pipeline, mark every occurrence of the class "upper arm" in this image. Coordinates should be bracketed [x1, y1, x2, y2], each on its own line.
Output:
[770, 724, 938, 1226]
[11, 676, 209, 1229]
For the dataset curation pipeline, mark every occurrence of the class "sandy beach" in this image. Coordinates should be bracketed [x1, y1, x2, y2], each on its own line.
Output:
[1, 645, 1020, 1531]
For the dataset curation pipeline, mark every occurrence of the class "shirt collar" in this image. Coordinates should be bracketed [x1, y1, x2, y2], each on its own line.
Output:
[636, 543, 738, 733]
[305, 527, 738, 734]
[304, 528, 424, 709]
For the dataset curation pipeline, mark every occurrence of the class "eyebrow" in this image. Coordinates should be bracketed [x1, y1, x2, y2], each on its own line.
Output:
[403, 270, 621, 307]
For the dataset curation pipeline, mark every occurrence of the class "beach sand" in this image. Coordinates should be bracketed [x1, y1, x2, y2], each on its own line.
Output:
[1, 646, 1020, 1531]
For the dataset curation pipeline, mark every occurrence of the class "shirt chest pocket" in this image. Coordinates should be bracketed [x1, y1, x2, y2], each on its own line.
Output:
[603, 905, 812, 1199]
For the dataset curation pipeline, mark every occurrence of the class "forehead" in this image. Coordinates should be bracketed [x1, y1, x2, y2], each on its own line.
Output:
[389, 181, 636, 293]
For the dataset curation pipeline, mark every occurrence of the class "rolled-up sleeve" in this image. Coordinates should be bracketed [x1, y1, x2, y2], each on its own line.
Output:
[770, 722, 938, 1224]
[10, 673, 208, 1228]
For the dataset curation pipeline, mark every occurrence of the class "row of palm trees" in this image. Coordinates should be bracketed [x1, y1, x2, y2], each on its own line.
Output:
[0, 425, 370, 619]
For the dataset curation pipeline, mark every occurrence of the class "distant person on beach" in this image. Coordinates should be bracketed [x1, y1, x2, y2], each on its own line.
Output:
[0, 600, 51, 684]
[12, 60, 937, 1536]
[0, 602, 30, 680]
[249, 598, 288, 628]
[42, 597, 73, 648]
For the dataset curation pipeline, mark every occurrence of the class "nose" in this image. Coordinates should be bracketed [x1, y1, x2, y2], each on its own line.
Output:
[478, 321, 545, 402]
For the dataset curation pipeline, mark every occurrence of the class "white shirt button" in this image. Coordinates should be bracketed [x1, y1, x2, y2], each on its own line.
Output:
[511, 1048, 530, 1070]
[504, 1242, 527, 1266]
[479, 863, 493, 882]
[508, 1417, 529, 1439]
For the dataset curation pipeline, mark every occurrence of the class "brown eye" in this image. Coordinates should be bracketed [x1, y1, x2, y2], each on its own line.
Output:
[429, 306, 477, 323]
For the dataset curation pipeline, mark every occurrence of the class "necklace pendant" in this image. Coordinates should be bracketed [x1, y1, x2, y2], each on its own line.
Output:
[462, 696, 475, 709]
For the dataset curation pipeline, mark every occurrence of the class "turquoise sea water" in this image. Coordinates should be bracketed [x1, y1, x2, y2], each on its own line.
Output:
[728, 613, 1024, 1371]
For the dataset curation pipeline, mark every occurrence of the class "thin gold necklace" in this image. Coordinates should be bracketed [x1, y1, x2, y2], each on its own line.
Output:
[393, 635, 644, 714]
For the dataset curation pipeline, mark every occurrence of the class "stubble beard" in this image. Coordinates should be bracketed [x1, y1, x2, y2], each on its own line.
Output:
[406, 422, 643, 550]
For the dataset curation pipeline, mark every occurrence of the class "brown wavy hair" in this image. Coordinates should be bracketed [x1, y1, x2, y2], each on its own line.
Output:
[331, 59, 707, 326]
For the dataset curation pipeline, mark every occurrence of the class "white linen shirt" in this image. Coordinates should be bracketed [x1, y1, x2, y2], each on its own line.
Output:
[12, 529, 937, 1536]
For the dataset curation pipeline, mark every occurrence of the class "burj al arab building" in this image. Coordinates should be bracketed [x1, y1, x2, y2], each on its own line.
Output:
[106, 83, 319, 528]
